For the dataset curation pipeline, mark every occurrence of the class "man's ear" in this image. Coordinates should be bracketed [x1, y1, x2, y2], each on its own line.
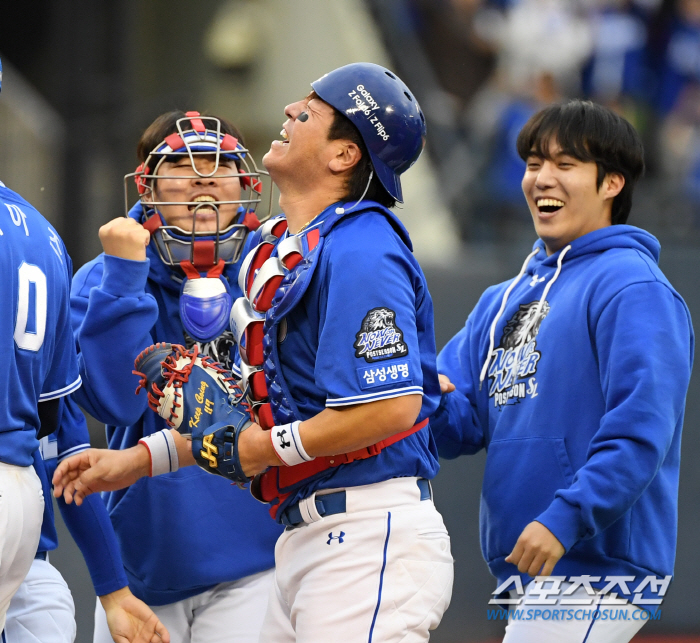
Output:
[329, 141, 361, 174]
[602, 172, 625, 200]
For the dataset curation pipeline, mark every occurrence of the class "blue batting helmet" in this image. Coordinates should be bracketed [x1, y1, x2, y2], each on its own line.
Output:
[311, 62, 426, 202]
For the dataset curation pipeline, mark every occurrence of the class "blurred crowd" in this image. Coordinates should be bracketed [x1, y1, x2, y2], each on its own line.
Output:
[406, 0, 700, 241]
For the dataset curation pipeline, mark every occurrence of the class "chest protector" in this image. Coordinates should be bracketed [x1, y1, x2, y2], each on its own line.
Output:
[230, 206, 426, 518]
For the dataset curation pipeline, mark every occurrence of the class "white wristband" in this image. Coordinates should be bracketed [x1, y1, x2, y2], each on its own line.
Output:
[138, 429, 179, 477]
[271, 421, 315, 467]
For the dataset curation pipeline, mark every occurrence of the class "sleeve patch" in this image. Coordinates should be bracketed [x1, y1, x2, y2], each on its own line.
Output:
[357, 361, 412, 389]
[353, 307, 409, 363]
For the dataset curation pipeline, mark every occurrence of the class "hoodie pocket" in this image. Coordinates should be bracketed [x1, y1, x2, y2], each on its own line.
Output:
[481, 437, 574, 562]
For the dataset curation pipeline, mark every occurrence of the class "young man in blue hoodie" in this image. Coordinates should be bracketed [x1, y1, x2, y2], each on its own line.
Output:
[433, 100, 694, 642]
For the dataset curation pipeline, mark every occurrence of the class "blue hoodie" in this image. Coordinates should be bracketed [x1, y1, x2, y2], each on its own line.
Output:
[432, 225, 693, 595]
[71, 204, 282, 606]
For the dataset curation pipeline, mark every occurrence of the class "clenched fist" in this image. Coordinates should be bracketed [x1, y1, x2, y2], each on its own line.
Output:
[99, 217, 151, 261]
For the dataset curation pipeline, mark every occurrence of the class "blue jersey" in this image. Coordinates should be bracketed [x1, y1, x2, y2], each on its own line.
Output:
[0, 184, 81, 467]
[267, 203, 442, 516]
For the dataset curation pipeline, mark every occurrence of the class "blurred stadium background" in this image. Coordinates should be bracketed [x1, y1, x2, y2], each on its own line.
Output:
[1, 1, 699, 641]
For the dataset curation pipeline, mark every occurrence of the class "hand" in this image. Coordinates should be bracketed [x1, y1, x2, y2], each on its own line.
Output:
[439, 374, 456, 393]
[99, 217, 151, 261]
[100, 587, 170, 643]
[505, 521, 565, 577]
[52, 446, 151, 506]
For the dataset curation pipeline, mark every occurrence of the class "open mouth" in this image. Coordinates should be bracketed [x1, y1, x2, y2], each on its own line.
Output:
[189, 195, 217, 214]
[279, 128, 290, 145]
[536, 198, 564, 214]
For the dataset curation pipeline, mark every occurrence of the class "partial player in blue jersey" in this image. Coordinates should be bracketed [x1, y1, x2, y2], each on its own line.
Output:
[5, 396, 169, 643]
[54, 64, 455, 643]
[0, 56, 82, 627]
[432, 102, 693, 643]
[59, 111, 281, 643]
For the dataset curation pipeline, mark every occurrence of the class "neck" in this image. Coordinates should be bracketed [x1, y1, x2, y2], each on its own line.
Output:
[277, 177, 346, 234]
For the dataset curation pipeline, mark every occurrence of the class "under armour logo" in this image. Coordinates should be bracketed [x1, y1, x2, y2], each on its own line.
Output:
[276, 429, 291, 449]
[530, 274, 545, 287]
[327, 531, 345, 545]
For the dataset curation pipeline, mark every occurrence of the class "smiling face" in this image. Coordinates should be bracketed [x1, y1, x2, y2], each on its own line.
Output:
[147, 155, 242, 233]
[522, 141, 624, 255]
[262, 93, 340, 188]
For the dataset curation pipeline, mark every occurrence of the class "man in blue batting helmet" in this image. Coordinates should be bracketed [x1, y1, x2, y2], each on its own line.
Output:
[53, 61, 452, 643]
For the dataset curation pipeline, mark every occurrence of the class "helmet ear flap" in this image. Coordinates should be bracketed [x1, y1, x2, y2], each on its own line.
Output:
[135, 163, 151, 195]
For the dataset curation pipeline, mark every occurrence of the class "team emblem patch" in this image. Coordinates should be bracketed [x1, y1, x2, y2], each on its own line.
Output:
[354, 307, 408, 363]
[488, 301, 549, 409]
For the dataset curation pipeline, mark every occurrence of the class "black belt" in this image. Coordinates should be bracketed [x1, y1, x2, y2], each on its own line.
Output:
[280, 478, 431, 528]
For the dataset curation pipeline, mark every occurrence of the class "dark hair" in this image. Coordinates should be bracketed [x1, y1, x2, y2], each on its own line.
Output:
[137, 110, 245, 172]
[516, 100, 645, 225]
[326, 106, 397, 209]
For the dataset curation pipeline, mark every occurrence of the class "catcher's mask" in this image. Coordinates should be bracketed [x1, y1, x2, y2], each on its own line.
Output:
[124, 112, 265, 342]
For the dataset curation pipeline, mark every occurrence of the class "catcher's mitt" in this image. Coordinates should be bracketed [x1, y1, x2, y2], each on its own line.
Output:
[134, 343, 252, 485]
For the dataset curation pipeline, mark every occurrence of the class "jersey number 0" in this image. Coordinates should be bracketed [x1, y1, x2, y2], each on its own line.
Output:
[14, 262, 47, 351]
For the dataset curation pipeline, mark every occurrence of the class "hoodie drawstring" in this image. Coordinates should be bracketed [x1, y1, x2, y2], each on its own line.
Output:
[478, 244, 572, 391]
[511, 244, 571, 379]
[479, 248, 540, 390]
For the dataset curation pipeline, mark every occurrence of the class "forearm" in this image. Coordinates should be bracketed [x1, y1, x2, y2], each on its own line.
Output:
[430, 389, 484, 458]
[57, 492, 128, 596]
[73, 257, 159, 425]
[300, 394, 422, 456]
[238, 394, 423, 475]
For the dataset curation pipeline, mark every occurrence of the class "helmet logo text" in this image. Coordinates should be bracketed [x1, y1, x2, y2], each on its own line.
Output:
[347, 86, 390, 141]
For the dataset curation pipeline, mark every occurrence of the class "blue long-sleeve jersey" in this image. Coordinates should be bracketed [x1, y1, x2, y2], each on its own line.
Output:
[433, 226, 693, 595]
[71, 204, 281, 606]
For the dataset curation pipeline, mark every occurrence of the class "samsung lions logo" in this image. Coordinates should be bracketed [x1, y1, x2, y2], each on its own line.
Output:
[354, 307, 408, 363]
[488, 301, 550, 408]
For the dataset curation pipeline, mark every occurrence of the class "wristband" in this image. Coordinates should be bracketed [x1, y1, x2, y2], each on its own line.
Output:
[271, 421, 314, 467]
[138, 429, 179, 477]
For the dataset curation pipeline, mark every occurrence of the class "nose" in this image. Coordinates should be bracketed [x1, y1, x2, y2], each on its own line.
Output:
[192, 170, 218, 183]
[191, 158, 220, 181]
[535, 160, 557, 189]
[284, 100, 306, 121]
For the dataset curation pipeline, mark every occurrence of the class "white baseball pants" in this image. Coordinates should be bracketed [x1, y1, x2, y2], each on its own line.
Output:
[93, 567, 274, 643]
[260, 477, 454, 643]
[0, 463, 44, 632]
[4, 557, 76, 643]
[502, 580, 649, 643]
